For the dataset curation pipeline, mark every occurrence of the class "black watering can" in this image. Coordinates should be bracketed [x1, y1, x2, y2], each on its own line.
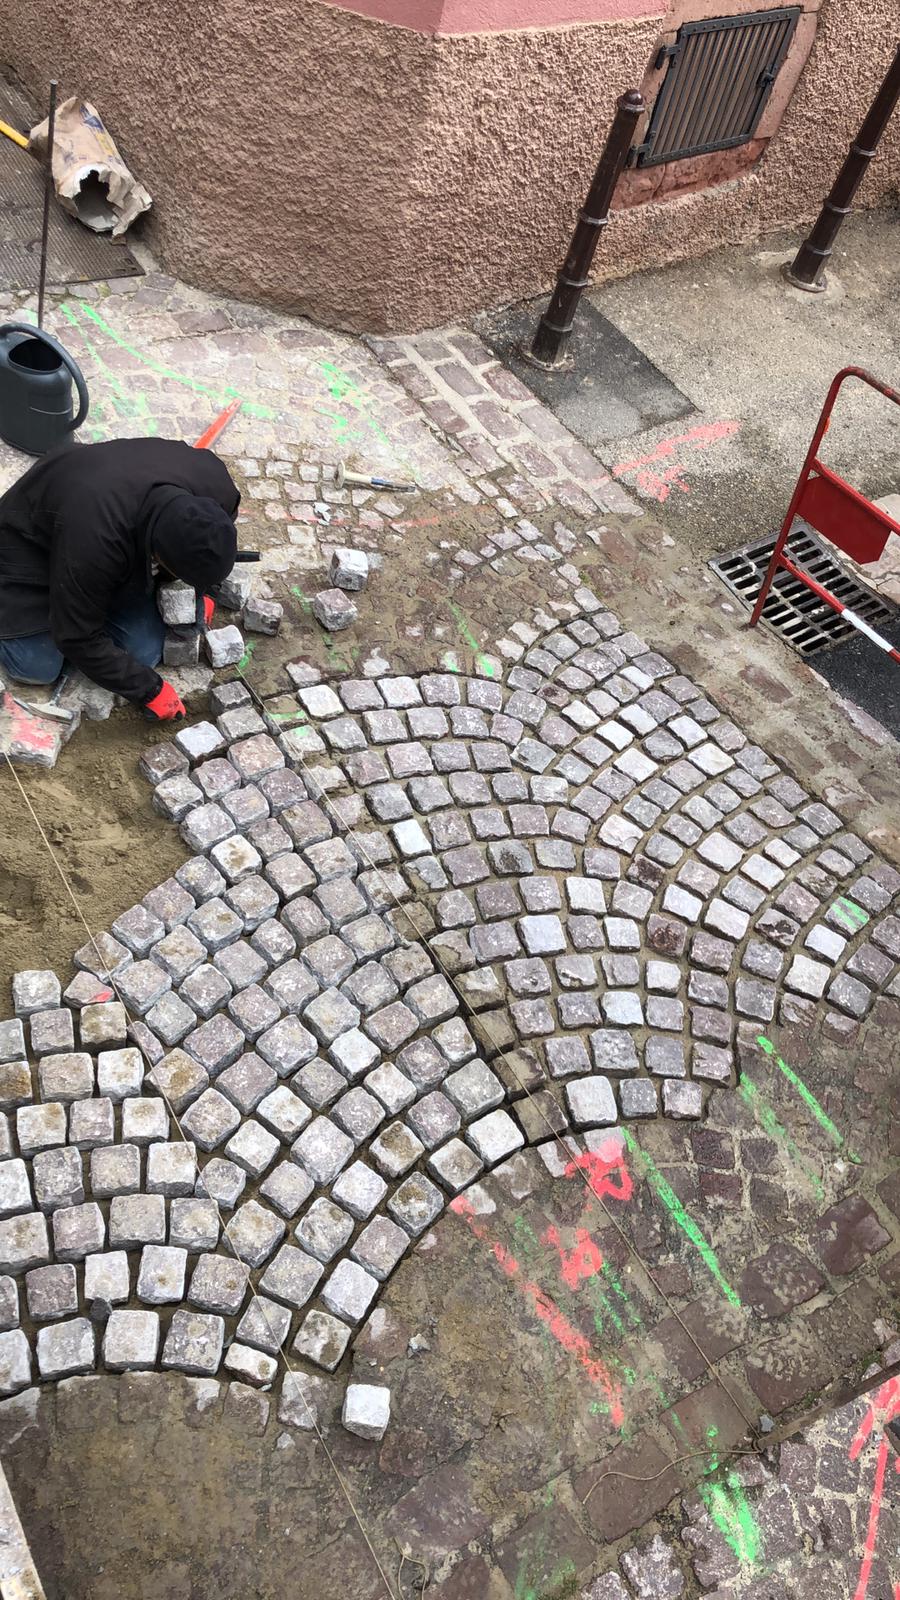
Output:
[0, 323, 90, 456]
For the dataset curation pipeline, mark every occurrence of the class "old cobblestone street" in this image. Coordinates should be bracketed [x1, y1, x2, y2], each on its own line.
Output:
[0, 254, 897, 1599]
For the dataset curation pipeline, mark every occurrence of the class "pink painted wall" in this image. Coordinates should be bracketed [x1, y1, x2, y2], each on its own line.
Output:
[6, 0, 897, 333]
[319, 0, 664, 33]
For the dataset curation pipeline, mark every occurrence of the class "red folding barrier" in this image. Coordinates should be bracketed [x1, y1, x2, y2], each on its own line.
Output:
[750, 366, 900, 664]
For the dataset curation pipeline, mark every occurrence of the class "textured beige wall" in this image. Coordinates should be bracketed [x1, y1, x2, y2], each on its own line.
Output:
[2, 0, 898, 331]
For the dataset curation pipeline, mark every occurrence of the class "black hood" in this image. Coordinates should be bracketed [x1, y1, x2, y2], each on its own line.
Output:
[145, 486, 237, 590]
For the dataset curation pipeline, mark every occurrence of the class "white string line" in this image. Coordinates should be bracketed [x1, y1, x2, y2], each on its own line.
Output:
[238, 662, 762, 1435]
[0, 749, 401, 1600]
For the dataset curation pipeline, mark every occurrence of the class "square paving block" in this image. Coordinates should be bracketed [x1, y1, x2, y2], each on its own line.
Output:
[103, 1310, 159, 1372]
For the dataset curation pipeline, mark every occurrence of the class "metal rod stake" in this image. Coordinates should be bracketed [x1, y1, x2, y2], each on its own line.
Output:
[37, 79, 58, 330]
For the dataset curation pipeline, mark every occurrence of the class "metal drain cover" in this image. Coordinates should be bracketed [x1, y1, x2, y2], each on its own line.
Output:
[710, 523, 898, 656]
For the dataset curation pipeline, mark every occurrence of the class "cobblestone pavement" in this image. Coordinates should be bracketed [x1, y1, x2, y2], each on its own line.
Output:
[1, 608, 898, 1595]
[0, 272, 895, 849]
[0, 269, 897, 1597]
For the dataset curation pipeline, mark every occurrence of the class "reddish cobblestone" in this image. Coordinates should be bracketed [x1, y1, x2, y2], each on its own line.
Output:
[811, 1194, 892, 1275]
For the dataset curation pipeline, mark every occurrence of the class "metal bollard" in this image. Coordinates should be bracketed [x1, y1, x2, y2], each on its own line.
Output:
[526, 89, 645, 370]
[786, 41, 900, 292]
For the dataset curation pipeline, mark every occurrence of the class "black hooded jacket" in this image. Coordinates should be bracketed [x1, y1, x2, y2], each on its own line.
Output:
[0, 436, 240, 702]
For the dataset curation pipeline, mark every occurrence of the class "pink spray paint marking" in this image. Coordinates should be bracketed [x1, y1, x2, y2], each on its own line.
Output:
[564, 1140, 634, 1205]
[603, 419, 742, 504]
[1, 692, 59, 756]
[542, 1225, 604, 1291]
[450, 1194, 625, 1425]
[849, 1375, 900, 1600]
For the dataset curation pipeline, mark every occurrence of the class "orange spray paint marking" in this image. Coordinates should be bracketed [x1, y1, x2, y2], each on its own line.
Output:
[542, 1225, 605, 1291]
[849, 1375, 900, 1600]
[609, 419, 741, 503]
[450, 1195, 624, 1426]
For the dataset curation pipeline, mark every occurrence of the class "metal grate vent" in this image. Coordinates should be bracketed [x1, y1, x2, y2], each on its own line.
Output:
[710, 525, 899, 655]
[635, 7, 801, 167]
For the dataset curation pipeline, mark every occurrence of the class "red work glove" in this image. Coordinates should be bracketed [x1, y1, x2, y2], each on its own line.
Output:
[202, 595, 216, 627]
[144, 681, 186, 721]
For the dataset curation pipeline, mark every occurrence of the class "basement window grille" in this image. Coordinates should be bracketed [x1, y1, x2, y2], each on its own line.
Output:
[634, 7, 801, 167]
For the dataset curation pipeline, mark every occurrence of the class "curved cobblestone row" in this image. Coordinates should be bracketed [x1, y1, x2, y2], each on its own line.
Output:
[0, 601, 897, 1421]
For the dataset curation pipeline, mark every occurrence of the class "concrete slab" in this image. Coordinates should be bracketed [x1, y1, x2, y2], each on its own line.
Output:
[477, 296, 695, 446]
[585, 210, 900, 562]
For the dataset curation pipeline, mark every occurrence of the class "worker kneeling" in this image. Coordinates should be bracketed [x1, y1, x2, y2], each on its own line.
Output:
[0, 436, 240, 721]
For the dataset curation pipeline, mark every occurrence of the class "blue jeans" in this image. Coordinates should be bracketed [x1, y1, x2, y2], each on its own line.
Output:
[0, 592, 165, 685]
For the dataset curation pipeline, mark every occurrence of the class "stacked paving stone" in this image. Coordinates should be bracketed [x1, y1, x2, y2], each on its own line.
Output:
[312, 547, 370, 633]
[159, 573, 283, 674]
[0, 604, 897, 1426]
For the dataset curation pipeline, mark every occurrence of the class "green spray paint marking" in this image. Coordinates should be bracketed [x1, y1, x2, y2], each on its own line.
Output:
[71, 301, 276, 420]
[592, 1284, 625, 1338]
[318, 359, 400, 459]
[448, 600, 497, 678]
[829, 895, 869, 935]
[59, 303, 158, 434]
[512, 1495, 575, 1600]
[440, 650, 462, 674]
[290, 586, 313, 615]
[756, 1035, 859, 1161]
[647, 1371, 671, 1408]
[514, 1553, 576, 1600]
[51, 307, 113, 443]
[237, 639, 258, 674]
[600, 1259, 643, 1331]
[704, 1472, 762, 1568]
[622, 1129, 741, 1309]
[738, 1077, 825, 1199]
[696, 1425, 763, 1569]
[509, 1209, 669, 1427]
[321, 634, 355, 673]
[511, 1197, 646, 1392]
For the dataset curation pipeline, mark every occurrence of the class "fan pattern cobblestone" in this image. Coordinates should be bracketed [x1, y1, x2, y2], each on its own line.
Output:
[0, 596, 897, 1418]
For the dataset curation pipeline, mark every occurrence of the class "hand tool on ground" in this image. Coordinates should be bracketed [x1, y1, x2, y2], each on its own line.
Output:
[331, 460, 417, 493]
[0, 119, 28, 149]
[8, 668, 75, 723]
[193, 397, 242, 450]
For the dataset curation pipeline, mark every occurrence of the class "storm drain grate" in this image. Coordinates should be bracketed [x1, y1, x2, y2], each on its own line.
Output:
[710, 523, 898, 656]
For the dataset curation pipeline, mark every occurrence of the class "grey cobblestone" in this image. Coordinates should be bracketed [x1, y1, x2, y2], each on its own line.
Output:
[103, 1310, 158, 1372]
[5, 545, 900, 1437]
